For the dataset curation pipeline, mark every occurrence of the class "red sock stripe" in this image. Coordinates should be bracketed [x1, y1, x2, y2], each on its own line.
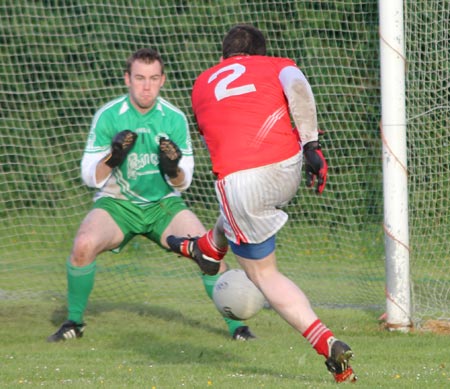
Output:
[198, 230, 227, 260]
[180, 240, 191, 257]
[206, 230, 227, 256]
[303, 319, 334, 357]
[306, 322, 328, 346]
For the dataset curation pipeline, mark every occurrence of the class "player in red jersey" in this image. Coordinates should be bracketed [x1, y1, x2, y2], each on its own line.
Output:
[168, 25, 356, 382]
[193, 55, 300, 179]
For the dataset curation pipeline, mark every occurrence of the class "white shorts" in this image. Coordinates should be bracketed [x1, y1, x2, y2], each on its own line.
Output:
[215, 152, 302, 244]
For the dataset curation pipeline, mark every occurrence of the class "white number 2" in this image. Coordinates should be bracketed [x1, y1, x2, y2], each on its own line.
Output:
[208, 63, 256, 101]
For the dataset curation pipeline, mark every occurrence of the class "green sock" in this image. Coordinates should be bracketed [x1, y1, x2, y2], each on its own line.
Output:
[66, 260, 96, 324]
[201, 272, 245, 336]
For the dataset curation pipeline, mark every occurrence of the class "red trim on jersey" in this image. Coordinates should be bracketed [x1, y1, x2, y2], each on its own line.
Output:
[216, 179, 248, 244]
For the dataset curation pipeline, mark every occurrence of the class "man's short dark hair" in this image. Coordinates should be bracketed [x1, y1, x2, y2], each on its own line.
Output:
[222, 24, 267, 59]
[126, 48, 164, 75]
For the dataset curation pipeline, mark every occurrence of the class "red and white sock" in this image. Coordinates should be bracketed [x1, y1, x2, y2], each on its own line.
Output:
[197, 229, 228, 261]
[302, 319, 334, 358]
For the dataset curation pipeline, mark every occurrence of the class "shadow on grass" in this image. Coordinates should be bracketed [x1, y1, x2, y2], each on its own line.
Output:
[49, 300, 228, 339]
[48, 302, 305, 379]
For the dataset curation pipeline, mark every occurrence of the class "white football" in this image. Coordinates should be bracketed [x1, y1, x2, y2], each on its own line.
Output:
[213, 269, 266, 320]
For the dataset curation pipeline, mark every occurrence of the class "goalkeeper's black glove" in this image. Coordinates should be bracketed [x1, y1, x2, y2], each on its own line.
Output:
[104, 130, 138, 168]
[303, 140, 328, 194]
[159, 137, 182, 178]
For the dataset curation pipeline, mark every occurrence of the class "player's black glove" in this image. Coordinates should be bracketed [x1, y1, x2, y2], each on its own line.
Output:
[104, 130, 138, 168]
[303, 140, 328, 194]
[159, 137, 182, 178]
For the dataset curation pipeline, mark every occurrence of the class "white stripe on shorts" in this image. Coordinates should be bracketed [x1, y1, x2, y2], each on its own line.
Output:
[215, 152, 302, 244]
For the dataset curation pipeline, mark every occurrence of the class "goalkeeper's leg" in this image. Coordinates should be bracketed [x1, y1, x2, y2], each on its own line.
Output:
[47, 259, 95, 342]
[200, 228, 256, 340]
[47, 207, 123, 342]
[201, 261, 256, 340]
[164, 210, 256, 339]
[170, 231, 257, 339]
[66, 259, 96, 324]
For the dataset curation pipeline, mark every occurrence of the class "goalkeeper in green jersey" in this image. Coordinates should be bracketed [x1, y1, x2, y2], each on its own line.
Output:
[47, 48, 255, 342]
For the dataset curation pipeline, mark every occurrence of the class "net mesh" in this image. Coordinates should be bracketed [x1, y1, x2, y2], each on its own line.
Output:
[405, 0, 450, 321]
[0, 0, 448, 324]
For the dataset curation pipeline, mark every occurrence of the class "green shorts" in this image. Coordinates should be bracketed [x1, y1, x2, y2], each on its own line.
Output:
[93, 196, 188, 253]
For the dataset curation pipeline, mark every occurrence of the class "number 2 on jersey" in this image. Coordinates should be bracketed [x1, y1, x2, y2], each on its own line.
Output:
[208, 63, 256, 101]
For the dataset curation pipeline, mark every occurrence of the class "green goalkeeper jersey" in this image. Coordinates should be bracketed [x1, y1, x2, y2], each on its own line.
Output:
[83, 94, 193, 205]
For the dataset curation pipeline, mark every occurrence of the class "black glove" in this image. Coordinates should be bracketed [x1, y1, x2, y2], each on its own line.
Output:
[159, 137, 182, 178]
[303, 140, 328, 194]
[104, 130, 138, 168]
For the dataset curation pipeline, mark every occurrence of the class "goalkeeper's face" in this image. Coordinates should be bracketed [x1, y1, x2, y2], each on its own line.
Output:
[125, 59, 166, 114]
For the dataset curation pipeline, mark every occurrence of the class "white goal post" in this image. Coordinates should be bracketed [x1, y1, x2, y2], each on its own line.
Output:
[379, 0, 412, 331]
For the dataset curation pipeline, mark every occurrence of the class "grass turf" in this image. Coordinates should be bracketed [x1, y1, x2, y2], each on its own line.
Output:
[1, 299, 449, 388]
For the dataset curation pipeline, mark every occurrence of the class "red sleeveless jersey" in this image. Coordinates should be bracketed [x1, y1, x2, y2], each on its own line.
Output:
[192, 55, 301, 178]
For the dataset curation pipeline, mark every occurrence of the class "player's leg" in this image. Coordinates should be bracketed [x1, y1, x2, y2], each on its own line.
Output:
[48, 199, 127, 342]
[235, 248, 356, 382]
[211, 157, 355, 381]
[67, 208, 123, 320]
[235, 250, 318, 332]
[166, 213, 227, 275]
[160, 202, 254, 340]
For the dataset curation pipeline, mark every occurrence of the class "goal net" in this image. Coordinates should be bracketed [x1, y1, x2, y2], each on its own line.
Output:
[0, 0, 448, 325]
[404, 1, 450, 322]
